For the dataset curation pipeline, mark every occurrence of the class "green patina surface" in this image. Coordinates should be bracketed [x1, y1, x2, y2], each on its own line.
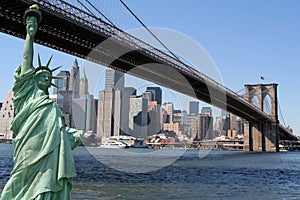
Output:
[0, 5, 82, 200]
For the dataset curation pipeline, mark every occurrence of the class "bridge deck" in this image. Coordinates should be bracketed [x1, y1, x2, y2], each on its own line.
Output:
[0, 0, 296, 140]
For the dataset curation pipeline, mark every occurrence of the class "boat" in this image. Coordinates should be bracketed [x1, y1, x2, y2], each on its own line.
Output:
[98, 140, 129, 149]
[132, 139, 148, 148]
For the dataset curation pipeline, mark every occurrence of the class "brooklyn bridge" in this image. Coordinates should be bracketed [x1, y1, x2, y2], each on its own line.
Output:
[0, 0, 298, 152]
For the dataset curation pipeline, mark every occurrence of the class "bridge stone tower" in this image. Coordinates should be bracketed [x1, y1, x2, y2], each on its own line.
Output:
[243, 83, 279, 152]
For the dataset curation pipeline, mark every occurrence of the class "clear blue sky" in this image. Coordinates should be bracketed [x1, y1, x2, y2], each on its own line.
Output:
[0, 0, 300, 135]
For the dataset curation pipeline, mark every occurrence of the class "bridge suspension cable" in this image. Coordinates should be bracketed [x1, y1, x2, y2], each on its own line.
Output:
[118, 0, 186, 66]
[73, 0, 205, 82]
[83, 0, 119, 28]
[236, 88, 245, 94]
[278, 101, 287, 126]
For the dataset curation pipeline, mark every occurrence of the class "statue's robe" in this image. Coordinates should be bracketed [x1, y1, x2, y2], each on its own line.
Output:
[1, 66, 82, 200]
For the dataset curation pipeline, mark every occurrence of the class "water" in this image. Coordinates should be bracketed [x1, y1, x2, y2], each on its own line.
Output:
[1, 144, 300, 200]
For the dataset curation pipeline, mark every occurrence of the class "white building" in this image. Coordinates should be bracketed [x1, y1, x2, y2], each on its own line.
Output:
[129, 95, 148, 138]
[0, 90, 14, 141]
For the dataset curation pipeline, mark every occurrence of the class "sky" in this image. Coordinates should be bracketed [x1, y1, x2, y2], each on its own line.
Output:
[0, 0, 300, 135]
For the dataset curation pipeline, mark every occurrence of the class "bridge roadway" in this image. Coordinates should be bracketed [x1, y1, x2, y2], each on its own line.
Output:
[0, 0, 297, 141]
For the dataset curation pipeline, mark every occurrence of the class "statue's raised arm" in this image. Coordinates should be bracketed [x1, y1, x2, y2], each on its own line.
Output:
[21, 4, 42, 75]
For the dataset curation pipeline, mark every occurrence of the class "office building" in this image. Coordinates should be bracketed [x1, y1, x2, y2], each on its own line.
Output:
[53, 70, 73, 126]
[230, 113, 238, 131]
[173, 110, 188, 140]
[198, 113, 213, 140]
[147, 101, 162, 136]
[79, 67, 89, 97]
[129, 95, 148, 138]
[186, 115, 198, 138]
[72, 95, 97, 133]
[189, 101, 199, 116]
[69, 59, 80, 98]
[97, 88, 121, 139]
[162, 102, 174, 123]
[0, 90, 14, 140]
[105, 68, 124, 90]
[201, 106, 212, 116]
[120, 87, 136, 135]
[146, 87, 162, 105]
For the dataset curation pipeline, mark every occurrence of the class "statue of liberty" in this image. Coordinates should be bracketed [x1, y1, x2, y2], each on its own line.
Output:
[1, 5, 82, 200]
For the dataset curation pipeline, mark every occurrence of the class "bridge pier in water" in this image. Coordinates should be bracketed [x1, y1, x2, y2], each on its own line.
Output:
[243, 83, 279, 152]
[243, 121, 279, 152]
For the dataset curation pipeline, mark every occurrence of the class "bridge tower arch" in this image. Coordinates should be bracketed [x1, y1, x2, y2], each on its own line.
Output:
[245, 83, 278, 121]
[244, 83, 279, 152]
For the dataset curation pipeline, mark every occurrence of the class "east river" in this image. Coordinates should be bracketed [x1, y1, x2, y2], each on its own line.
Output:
[0, 144, 300, 200]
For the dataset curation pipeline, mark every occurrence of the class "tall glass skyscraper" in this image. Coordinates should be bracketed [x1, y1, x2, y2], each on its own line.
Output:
[189, 101, 199, 115]
[146, 87, 162, 105]
[105, 68, 124, 90]
[97, 69, 125, 139]
[201, 106, 212, 116]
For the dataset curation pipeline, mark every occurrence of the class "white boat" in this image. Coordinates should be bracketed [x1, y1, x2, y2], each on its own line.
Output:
[98, 140, 129, 149]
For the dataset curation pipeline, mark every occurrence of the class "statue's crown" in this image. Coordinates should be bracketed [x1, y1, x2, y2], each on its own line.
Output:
[35, 55, 61, 87]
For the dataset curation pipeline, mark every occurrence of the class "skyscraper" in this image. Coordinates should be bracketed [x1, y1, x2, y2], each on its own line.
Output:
[0, 90, 14, 141]
[72, 66, 98, 134]
[120, 87, 136, 135]
[198, 113, 213, 140]
[70, 59, 80, 98]
[53, 70, 70, 95]
[147, 101, 161, 136]
[189, 101, 199, 115]
[97, 69, 124, 138]
[186, 115, 198, 139]
[53, 70, 72, 126]
[52, 60, 98, 132]
[230, 113, 238, 131]
[201, 106, 212, 116]
[129, 95, 148, 138]
[105, 68, 124, 90]
[97, 88, 121, 138]
[79, 67, 89, 97]
[72, 95, 97, 133]
[162, 102, 174, 123]
[146, 87, 162, 105]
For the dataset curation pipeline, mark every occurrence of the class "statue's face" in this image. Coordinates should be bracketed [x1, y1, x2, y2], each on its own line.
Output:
[26, 16, 37, 36]
[35, 71, 52, 91]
